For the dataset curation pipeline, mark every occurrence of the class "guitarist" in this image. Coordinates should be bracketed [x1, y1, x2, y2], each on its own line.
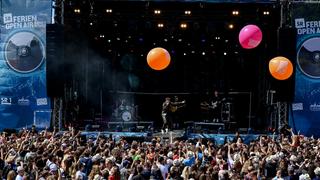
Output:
[201, 90, 223, 123]
[170, 96, 186, 129]
[210, 90, 222, 122]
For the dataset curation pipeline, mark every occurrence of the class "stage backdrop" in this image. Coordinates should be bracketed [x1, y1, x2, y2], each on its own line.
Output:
[0, 0, 51, 129]
[290, 3, 320, 137]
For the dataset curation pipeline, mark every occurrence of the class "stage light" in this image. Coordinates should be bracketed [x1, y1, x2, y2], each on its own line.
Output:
[108, 49, 112, 52]
[141, 54, 144, 57]
[183, 53, 187, 56]
[225, 39, 229, 43]
[228, 24, 234, 29]
[215, 36, 220, 40]
[106, 9, 112, 13]
[99, 34, 104, 38]
[191, 50, 195, 54]
[224, 52, 227, 56]
[89, 22, 93, 26]
[180, 23, 187, 29]
[232, 10, 239, 16]
[154, 10, 161, 14]
[107, 39, 111, 43]
[116, 37, 120, 41]
[178, 39, 182, 42]
[74, 9, 80, 13]
[202, 52, 206, 55]
[164, 38, 168, 42]
[157, 23, 164, 28]
[185, 10, 191, 15]
[263, 11, 270, 15]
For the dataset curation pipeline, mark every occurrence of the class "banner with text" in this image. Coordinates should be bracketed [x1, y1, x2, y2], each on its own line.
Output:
[290, 3, 320, 137]
[0, 0, 51, 129]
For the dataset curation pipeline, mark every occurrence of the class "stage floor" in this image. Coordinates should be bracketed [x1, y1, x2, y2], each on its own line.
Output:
[78, 129, 267, 145]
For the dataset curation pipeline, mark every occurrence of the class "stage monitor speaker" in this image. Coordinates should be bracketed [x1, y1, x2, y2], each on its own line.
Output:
[272, 27, 297, 102]
[46, 24, 65, 97]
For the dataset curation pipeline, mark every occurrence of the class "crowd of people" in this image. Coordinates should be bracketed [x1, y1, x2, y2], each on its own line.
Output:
[0, 125, 319, 180]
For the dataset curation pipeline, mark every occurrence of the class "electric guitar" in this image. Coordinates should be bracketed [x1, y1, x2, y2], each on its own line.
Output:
[170, 100, 186, 112]
[201, 99, 224, 110]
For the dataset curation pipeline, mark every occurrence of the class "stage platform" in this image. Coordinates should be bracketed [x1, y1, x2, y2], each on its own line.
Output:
[76, 130, 268, 145]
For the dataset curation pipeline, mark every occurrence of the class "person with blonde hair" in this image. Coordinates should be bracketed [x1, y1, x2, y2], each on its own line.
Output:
[6, 170, 16, 180]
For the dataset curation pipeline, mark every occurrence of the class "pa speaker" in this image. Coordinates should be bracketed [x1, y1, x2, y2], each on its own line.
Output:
[46, 24, 64, 97]
[271, 27, 297, 102]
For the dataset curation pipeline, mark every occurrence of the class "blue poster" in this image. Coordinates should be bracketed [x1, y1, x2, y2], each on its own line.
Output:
[290, 3, 320, 137]
[0, 0, 51, 129]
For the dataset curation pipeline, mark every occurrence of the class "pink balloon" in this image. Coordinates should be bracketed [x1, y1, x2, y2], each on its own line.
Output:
[239, 25, 263, 49]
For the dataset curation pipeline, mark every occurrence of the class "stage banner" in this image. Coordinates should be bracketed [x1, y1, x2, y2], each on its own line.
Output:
[290, 3, 320, 137]
[0, 0, 51, 129]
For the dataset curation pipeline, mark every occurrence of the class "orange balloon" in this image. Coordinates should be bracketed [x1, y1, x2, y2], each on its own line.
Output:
[269, 56, 293, 80]
[147, 47, 171, 70]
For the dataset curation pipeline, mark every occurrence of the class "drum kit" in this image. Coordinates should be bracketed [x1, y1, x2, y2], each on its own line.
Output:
[114, 104, 137, 122]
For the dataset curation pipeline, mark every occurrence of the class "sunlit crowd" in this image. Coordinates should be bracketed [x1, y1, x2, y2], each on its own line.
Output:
[0, 125, 319, 180]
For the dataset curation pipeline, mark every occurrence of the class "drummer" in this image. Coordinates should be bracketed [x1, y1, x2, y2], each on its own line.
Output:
[119, 99, 132, 111]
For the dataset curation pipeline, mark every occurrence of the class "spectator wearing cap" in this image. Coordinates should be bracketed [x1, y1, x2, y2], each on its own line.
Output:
[15, 166, 24, 180]
[183, 151, 195, 167]
[76, 162, 87, 180]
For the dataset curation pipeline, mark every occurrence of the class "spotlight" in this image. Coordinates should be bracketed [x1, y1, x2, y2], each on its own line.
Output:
[232, 10, 239, 16]
[228, 24, 234, 29]
[74, 9, 81, 13]
[180, 23, 187, 29]
[106, 9, 112, 13]
[202, 52, 206, 55]
[164, 38, 168, 42]
[99, 34, 104, 38]
[191, 50, 195, 54]
[178, 39, 182, 42]
[89, 22, 93, 26]
[263, 11, 270, 15]
[157, 23, 164, 28]
[107, 39, 111, 43]
[223, 52, 227, 56]
[154, 10, 161, 14]
[183, 53, 187, 56]
[215, 36, 220, 40]
[184, 10, 191, 15]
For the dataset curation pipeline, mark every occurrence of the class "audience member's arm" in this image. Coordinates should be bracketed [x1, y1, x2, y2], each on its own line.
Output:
[0, 145, 3, 160]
